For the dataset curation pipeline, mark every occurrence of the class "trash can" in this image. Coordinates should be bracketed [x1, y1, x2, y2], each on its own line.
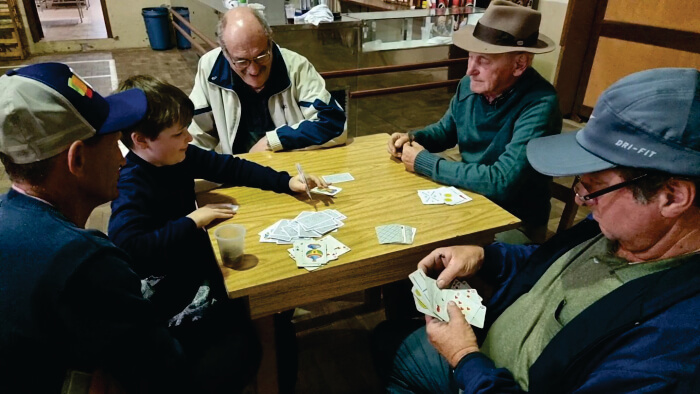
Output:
[142, 7, 172, 50]
[172, 7, 191, 49]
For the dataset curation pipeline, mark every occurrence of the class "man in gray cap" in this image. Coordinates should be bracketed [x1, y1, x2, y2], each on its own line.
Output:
[0, 63, 186, 392]
[387, 0, 561, 243]
[376, 68, 700, 392]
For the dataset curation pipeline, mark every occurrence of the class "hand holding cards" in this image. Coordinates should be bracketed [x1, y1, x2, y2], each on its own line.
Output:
[408, 269, 486, 328]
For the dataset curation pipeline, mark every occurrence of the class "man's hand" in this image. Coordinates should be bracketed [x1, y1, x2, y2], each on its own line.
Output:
[187, 204, 237, 228]
[418, 246, 485, 288]
[249, 136, 270, 153]
[426, 302, 480, 367]
[387, 132, 410, 158]
[400, 140, 425, 173]
[289, 173, 327, 193]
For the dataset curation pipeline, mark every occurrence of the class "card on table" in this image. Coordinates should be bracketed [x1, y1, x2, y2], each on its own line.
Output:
[322, 173, 355, 183]
[311, 185, 342, 196]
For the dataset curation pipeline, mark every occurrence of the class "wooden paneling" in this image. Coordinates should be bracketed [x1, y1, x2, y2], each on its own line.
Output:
[605, 0, 700, 33]
[583, 37, 700, 107]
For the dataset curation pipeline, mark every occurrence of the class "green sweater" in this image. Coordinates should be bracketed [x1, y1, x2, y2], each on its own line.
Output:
[413, 68, 562, 226]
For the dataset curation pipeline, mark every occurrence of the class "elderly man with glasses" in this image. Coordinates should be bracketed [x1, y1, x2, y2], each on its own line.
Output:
[188, 7, 346, 154]
[374, 68, 700, 393]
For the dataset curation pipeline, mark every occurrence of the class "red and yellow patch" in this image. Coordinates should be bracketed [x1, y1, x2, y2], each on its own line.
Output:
[67, 75, 93, 98]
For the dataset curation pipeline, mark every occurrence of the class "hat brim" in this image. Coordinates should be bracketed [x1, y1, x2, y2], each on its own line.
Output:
[527, 131, 617, 177]
[454, 25, 556, 54]
[98, 88, 147, 135]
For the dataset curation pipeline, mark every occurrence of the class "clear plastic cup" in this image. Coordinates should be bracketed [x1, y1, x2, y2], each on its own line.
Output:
[214, 224, 246, 265]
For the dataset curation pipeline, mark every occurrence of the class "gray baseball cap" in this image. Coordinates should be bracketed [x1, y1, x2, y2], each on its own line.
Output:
[527, 68, 700, 177]
[0, 62, 147, 164]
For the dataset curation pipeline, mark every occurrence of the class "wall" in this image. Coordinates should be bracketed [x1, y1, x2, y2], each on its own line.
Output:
[532, 0, 568, 83]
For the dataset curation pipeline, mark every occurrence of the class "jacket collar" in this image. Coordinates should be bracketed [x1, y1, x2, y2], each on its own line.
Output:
[207, 43, 291, 95]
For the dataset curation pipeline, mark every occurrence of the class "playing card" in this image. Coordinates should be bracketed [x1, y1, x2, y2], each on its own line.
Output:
[311, 185, 342, 196]
[442, 186, 472, 206]
[322, 173, 355, 183]
[418, 189, 444, 205]
[323, 235, 350, 260]
[376, 224, 403, 244]
[293, 240, 327, 267]
[408, 269, 486, 326]
[411, 286, 434, 317]
[408, 269, 429, 293]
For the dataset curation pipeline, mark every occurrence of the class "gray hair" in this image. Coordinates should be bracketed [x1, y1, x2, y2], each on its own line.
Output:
[217, 8, 273, 59]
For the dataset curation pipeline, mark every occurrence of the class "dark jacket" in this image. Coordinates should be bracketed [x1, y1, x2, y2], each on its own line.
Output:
[0, 190, 184, 392]
[455, 218, 700, 393]
[109, 145, 291, 319]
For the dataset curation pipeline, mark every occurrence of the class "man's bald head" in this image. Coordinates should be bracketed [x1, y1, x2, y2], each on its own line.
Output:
[217, 7, 272, 59]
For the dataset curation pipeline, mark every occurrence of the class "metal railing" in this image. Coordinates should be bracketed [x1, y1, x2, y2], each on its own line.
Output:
[168, 12, 467, 99]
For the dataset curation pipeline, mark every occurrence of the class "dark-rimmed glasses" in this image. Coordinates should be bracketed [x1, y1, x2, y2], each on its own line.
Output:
[231, 44, 272, 69]
[573, 173, 648, 201]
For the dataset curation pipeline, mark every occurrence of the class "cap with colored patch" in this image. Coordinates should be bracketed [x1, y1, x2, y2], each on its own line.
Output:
[0, 62, 147, 164]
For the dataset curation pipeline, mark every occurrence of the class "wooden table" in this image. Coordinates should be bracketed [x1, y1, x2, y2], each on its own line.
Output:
[198, 133, 520, 392]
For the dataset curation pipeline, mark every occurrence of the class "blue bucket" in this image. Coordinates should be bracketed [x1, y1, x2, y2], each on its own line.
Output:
[142, 7, 172, 50]
[172, 7, 192, 50]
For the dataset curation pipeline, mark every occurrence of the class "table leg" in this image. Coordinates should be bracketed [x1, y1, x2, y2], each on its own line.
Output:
[254, 315, 279, 394]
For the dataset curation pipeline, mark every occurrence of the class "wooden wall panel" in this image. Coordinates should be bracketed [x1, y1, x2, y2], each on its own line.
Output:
[605, 0, 700, 33]
[583, 37, 700, 108]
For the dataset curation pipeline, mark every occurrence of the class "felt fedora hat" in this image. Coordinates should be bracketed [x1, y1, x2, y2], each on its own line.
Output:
[454, 0, 555, 54]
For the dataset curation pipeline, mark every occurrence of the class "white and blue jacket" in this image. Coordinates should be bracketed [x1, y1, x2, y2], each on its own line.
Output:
[188, 44, 346, 153]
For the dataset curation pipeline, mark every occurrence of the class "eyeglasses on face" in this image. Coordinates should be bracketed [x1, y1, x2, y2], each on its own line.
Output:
[573, 173, 648, 202]
[231, 45, 272, 69]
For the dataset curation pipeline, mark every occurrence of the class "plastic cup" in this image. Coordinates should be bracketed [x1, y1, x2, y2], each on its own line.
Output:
[214, 224, 246, 265]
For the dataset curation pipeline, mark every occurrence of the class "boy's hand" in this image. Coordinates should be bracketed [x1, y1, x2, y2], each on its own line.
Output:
[187, 204, 237, 228]
[289, 174, 327, 193]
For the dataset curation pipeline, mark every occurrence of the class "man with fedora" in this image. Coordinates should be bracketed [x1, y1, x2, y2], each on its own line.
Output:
[0, 63, 187, 392]
[376, 68, 700, 392]
[387, 0, 561, 243]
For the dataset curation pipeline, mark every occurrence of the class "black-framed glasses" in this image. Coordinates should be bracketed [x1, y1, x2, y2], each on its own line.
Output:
[573, 173, 648, 201]
[231, 45, 272, 69]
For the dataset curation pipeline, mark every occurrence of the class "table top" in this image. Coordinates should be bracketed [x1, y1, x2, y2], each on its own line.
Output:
[199, 133, 520, 318]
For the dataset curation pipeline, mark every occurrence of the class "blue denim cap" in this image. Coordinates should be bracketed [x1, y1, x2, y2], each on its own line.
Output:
[527, 68, 700, 177]
[0, 62, 146, 164]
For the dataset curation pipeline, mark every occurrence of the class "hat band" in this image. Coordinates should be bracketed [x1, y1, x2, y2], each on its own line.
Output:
[473, 22, 539, 48]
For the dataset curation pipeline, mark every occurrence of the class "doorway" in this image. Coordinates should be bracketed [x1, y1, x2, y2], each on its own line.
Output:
[22, 0, 112, 42]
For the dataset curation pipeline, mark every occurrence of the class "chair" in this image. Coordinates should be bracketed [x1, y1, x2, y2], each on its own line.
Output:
[550, 178, 579, 234]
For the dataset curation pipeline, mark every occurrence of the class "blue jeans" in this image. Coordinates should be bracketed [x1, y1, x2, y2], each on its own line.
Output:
[387, 326, 460, 393]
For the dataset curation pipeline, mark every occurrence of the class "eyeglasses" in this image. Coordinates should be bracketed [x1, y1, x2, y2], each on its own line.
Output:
[231, 46, 272, 69]
[573, 173, 648, 201]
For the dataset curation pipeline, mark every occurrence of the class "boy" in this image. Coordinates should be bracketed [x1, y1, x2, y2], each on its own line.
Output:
[108, 75, 325, 392]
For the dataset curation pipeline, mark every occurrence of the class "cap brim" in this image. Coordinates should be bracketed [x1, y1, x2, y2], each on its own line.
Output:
[98, 88, 147, 135]
[453, 25, 556, 54]
[527, 131, 617, 177]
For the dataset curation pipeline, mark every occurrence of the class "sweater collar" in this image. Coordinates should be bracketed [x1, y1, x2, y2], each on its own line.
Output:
[208, 43, 290, 95]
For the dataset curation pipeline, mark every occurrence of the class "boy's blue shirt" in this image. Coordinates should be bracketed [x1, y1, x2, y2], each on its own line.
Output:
[109, 144, 292, 318]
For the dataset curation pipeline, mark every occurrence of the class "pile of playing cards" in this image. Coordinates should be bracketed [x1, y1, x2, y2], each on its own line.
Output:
[259, 209, 346, 244]
[408, 269, 486, 328]
[375, 224, 416, 244]
[287, 235, 350, 271]
[418, 186, 472, 205]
